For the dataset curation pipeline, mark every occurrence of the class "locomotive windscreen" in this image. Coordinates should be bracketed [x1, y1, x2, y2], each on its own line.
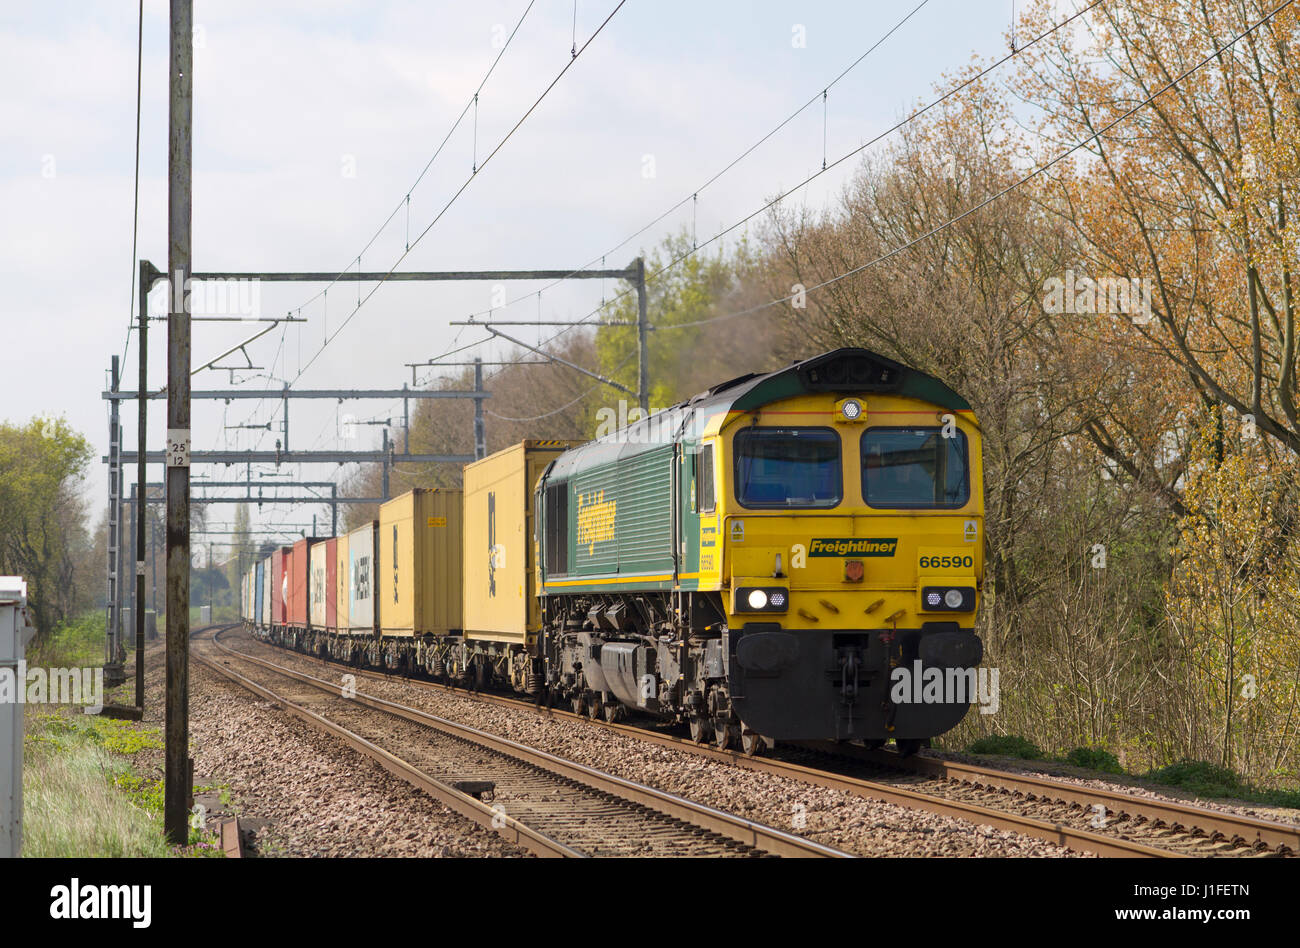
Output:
[734, 427, 841, 508]
[861, 427, 969, 508]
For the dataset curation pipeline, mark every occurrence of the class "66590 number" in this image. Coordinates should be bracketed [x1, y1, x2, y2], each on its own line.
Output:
[918, 554, 974, 570]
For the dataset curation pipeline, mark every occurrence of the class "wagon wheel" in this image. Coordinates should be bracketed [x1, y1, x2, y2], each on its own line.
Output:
[895, 738, 922, 758]
[603, 702, 619, 724]
[587, 695, 604, 721]
[740, 730, 765, 758]
[688, 714, 711, 744]
[713, 718, 732, 751]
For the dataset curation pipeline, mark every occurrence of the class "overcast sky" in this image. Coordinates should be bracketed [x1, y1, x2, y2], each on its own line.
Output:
[2, 0, 1031, 546]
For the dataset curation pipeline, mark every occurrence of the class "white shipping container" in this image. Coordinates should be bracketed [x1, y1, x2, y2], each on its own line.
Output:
[261, 555, 272, 626]
[347, 521, 378, 633]
[309, 542, 329, 630]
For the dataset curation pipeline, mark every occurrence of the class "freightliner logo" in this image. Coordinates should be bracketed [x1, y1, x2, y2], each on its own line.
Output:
[808, 538, 898, 557]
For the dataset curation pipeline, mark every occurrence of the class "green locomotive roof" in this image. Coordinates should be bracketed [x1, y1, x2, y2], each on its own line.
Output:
[693, 348, 971, 415]
[545, 348, 972, 481]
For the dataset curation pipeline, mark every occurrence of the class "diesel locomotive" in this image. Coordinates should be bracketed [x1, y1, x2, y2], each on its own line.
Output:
[242, 348, 985, 755]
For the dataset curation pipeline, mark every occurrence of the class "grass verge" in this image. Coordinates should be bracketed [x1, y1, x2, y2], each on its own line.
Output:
[21, 709, 224, 858]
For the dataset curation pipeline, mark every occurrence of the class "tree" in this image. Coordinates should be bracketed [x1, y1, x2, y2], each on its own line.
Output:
[592, 231, 776, 420]
[0, 416, 93, 640]
[1016, 0, 1300, 455]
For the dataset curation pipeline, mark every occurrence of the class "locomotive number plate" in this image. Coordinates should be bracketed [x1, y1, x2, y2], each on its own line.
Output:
[917, 547, 976, 573]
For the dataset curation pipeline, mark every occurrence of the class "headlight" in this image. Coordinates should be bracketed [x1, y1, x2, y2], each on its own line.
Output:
[920, 586, 975, 613]
[735, 586, 789, 613]
[841, 399, 863, 421]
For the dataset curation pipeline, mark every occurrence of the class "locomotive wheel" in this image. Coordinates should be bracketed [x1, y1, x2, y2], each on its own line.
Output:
[895, 738, 922, 757]
[740, 730, 764, 758]
[688, 714, 710, 744]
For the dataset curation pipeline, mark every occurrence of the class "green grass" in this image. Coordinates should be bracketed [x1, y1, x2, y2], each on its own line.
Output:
[1145, 759, 1300, 810]
[21, 709, 224, 857]
[966, 735, 1043, 759]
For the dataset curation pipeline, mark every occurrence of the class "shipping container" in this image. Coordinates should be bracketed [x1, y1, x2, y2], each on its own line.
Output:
[289, 538, 327, 629]
[261, 554, 273, 627]
[377, 490, 462, 636]
[272, 547, 287, 626]
[463, 440, 580, 645]
[308, 538, 337, 632]
[347, 521, 377, 635]
[254, 559, 265, 627]
[334, 532, 349, 635]
[284, 545, 297, 627]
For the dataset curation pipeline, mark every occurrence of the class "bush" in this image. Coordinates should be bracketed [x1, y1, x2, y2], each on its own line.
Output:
[967, 735, 1042, 759]
[1065, 747, 1124, 774]
[1146, 759, 1243, 797]
[29, 611, 104, 668]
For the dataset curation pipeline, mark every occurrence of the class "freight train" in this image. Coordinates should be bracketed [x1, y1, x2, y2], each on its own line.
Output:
[240, 348, 985, 756]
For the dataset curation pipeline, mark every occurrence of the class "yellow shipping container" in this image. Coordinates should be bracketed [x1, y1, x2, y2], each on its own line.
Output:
[335, 531, 349, 634]
[377, 488, 463, 636]
[463, 440, 580, 645]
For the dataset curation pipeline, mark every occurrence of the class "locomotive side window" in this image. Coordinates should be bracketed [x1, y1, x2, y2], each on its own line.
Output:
[544, 481, 569, 576]
[861, 427, 969, 508]
[696, 444, 716, 513]
[734, 427, 841, 509]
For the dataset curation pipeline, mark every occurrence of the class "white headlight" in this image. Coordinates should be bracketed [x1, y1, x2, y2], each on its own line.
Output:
[841, 399, 863, 420]
[944, 589, 964, 609]
[747, 589, 768, 610]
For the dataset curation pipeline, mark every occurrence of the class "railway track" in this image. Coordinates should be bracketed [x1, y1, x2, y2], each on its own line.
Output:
[240, 626, 1300, 858]
[789, 741, 1299, 858]
[192, 625, 850, 859]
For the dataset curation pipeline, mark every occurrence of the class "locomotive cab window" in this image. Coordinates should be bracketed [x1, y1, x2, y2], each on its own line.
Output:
[734, 427, 841, 509]
[861, 427, 969, 508]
